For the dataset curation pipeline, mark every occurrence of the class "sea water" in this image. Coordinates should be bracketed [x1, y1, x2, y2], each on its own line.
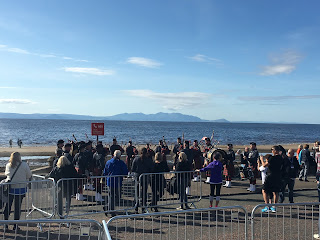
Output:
[0, 119, 319, 146]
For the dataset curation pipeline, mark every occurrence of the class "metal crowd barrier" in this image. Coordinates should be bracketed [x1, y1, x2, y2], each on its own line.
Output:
[56, 175, 137, 218]
[104, 206, 248, 240]
[0, 219, 105, 240]
[251, 202, 320, 240]
[138, 171, 201, 211]
[31, 174, 56, 218]
[0, 179, 55, 221]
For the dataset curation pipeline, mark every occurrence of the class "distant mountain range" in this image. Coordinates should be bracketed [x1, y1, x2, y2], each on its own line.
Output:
[0, 112, 230, 123]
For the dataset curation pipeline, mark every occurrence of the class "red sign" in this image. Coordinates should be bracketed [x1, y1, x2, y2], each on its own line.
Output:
[91, 123, 104, 136]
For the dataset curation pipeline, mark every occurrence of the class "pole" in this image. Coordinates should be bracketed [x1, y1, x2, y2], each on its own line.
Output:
[97, 135, 99, 144]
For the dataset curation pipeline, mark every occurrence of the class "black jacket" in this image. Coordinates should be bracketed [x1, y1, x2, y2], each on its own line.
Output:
[73, 152, 87, 172]
[93, 152, 106, 170]
[132, 156, 154, 177]
[282, 156, 300, 179]
[49, 164, 80, 196]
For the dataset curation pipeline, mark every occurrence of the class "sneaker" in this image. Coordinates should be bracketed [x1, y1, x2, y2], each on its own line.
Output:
[314, 233, 320, 239]
[76, 193, 87, 201]
[261, 207, 269, 213]
[209, 205, 213, 208]
[95, 193, 104, 202]
[184, 205, 191, 210]
[305, 179, 309, 182]
[62, 223, 70, 228]
[299, 178, 303, 181]
[83, 184, 95, 191]
[270, 206, 276, 213]
[176, 206, 184, 210]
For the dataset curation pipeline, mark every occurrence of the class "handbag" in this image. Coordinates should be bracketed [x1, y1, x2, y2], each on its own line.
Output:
[0, 162, 22, 208]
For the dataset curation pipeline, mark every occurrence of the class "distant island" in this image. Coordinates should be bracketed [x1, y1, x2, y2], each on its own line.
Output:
[0, 112, 230, 123]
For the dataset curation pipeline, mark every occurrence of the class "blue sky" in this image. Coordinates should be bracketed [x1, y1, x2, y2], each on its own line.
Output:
[0, 0, 319, 123]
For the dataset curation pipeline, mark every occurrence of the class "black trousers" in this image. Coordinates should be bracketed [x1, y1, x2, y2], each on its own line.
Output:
[4, 194, 25, 220]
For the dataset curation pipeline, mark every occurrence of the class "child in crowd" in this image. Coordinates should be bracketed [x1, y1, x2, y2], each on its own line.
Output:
[197, 152, 223, 208]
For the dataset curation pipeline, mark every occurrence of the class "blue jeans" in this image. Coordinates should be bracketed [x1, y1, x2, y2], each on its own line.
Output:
[299, 162, 309, 180]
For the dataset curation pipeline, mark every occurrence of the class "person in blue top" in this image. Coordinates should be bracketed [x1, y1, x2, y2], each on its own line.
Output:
[197, 152, 223, 208]
[103, 150, 128, 216]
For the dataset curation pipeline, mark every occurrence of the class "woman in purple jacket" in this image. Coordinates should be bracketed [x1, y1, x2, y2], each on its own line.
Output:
[197, 152, 223, 207]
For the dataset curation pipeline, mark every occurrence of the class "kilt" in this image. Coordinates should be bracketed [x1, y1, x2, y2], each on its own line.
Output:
[193, 157, 203, 170]
[223, 164, 235, 177]
[249, 165, 259, 179]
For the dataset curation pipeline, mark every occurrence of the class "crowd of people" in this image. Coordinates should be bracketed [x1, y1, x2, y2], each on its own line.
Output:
[48, 137, 320, 213]
[1, 137, 319, 225]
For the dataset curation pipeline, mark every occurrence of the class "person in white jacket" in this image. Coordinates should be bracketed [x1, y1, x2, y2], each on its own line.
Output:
[3, 152, 32, 230]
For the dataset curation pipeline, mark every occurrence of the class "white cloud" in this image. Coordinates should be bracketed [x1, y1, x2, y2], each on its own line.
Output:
[127, 57, 162, 68]
[123, 89, 211, 110]
[189, 54, 222, 64]
[7, 47, 30, 54]
[76, 59, 89, 62]
[0, 99, 34, 104]
[0, 44, 89, 62]
[36, 53, 57, 58]
[260, 50, 302, 76]
[63, 67, 115, 76]
[239, 95, 320, 102]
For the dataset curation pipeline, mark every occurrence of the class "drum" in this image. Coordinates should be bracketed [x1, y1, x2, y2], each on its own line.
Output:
[206, 148, 227, 163]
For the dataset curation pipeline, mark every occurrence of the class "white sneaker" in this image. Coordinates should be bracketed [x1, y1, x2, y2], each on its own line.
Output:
[192, 176, 200, 182]
[314, 233, 320, 239]
[83, 183, 95, 191]
[76, 193, 86, 201]
[205, 177, 210, 184]
[250, 185, 256, 192]
[247, 184, 252, 191]
[226, 181, 231, 188]
[95, 192, 104, 202]
[186, 187, 190, 195]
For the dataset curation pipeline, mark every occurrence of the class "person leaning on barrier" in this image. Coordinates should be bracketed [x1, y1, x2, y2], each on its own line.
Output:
[197, 152, 223, 208]
[49, 156, 80, 219]
[175, 152, 192, 210]
[3, 152, 32, 231]
[132, 147, 154, 214]
[150, 152, 170, 212]
[103, 150, 128, 217]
